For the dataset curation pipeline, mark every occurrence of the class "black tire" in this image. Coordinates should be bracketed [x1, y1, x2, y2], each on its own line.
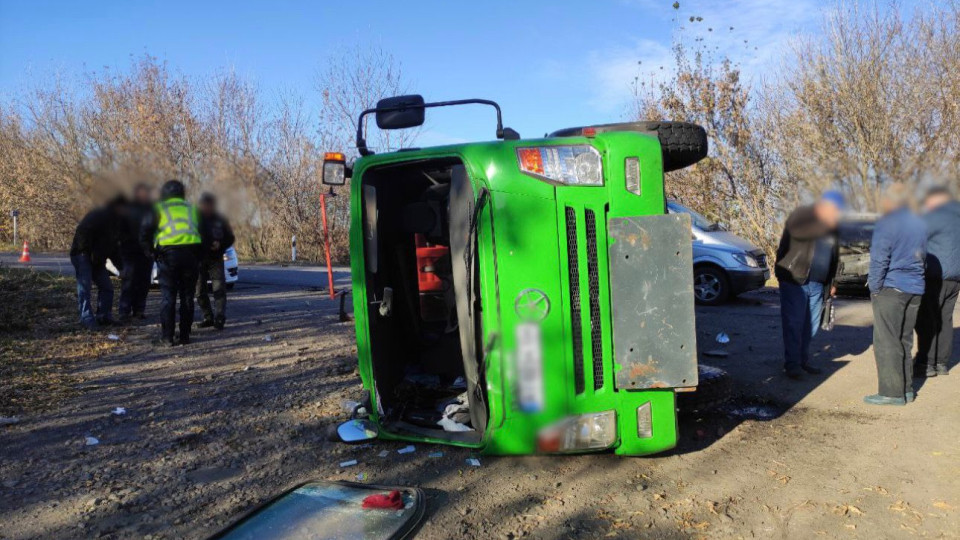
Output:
[693, 265, 730, 306]
[677, 365, 732, 414]
[640, 121, 708, 172]
[548, 121, 708, 172]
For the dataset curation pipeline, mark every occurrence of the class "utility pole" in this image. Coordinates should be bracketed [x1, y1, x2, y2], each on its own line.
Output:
[291, 235, 297, 262]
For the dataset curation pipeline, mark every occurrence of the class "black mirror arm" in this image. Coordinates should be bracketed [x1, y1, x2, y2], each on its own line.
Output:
[355, 98, 518, 155]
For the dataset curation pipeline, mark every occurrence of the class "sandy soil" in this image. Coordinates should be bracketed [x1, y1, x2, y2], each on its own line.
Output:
[1, 282, 958, 539]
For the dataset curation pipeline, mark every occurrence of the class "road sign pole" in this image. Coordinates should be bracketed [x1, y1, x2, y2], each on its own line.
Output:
[320, 193, 335, 300]
[291, 235, 297, 262]
[12, 214, 17, 246]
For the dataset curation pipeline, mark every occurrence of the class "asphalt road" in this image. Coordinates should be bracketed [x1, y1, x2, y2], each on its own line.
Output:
[0, 252, 352, 290]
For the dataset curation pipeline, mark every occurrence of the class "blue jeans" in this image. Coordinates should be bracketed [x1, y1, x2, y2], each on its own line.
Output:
[70, 254, 114, 325]
[780, 280, 825, 370]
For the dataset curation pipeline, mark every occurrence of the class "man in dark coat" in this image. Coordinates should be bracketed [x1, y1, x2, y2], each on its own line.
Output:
[118, 183, 154, 322]
[915, 186, 960, 377]
[196, 192, 235, 330]
[70, 196, 126, 329]
[774, 191, 844, 379]
[140, 180, 202, 346]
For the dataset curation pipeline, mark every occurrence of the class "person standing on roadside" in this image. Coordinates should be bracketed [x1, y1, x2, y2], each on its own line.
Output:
[914, 186, 960, 378]
[865, 183, 927, 406]
[775, 191, 845, 379]
[140, 180, 202, 346]
[118, 183, 154, 323]
[70, 196, 127, 330]
[195, 192, 235, 330]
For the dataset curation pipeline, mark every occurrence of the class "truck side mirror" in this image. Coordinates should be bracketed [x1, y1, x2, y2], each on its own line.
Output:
[322, 152, 348, 186]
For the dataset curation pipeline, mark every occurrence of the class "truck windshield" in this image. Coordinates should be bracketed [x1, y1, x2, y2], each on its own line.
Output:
[667, 201, 720, 231]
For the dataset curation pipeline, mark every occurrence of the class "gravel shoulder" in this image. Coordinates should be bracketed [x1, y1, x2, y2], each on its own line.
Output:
[1, 281, 958, 539]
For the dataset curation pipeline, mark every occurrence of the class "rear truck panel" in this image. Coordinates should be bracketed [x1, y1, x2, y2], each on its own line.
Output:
[349, 132, 696, 456]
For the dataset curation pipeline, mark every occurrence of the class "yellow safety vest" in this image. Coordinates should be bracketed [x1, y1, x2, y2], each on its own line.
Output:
[154, 198, 201, 247]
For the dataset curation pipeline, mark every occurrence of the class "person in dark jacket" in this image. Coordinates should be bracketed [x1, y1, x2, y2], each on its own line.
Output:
[914, 186, 960, 377]
[866, 183, 927, 406]
[118, 183, 155, 322]
[140, 180, 203, 346]
[195, 192, 235, 330]
[775, 191, 844, 379]
[70, 196, 127, 329]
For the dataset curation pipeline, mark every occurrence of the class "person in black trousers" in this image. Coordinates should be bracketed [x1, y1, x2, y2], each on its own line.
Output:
[118, 183, 155, 322]
[915, 186, 960, 377]
[195, 192, 235, 330]
[140, 180, 203, 346]
[866, 183, 927, 406]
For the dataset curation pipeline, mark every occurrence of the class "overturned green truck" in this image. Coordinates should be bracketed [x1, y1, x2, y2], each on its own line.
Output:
[324, 96, 709, 456]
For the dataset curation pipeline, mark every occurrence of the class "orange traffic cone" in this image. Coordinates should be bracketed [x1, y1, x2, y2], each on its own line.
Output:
[18, 241, 31, 263]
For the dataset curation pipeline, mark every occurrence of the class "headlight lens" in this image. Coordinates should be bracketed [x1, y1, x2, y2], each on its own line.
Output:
[537, 410, 617, 453]
[517, 145, 603, 186]
[732, 253, 759, 268]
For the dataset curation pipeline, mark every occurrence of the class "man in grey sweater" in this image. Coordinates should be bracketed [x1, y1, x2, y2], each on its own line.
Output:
[915, 186, 960, 377]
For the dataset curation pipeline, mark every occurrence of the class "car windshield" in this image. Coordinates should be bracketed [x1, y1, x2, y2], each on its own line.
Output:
[838, 220, 875, 247]
[667, 202, 720, 231]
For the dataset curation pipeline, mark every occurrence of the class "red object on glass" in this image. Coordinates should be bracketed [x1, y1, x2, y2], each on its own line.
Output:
[415, 234, 448, 293]
[362, 490, 404, 510]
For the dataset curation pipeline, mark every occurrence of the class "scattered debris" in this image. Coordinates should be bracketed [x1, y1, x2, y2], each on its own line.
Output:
[107, 334, 120, 341]
[362, 490, 404, 510]
[263, 335, 273, 342]
[724, 405, 780, 420]
[429, 451, 444, 458]
[111, 407, 126, 416]
[377, 450, 389, 458]
[703, 349, 729, 358]
[715, 332, 730, 344]
[339, 459, 358, 467]
[466, 458, 481, 467]
[355, 472, 367, 481]
[84, 436, 99, 446]
[0, 416, 20, 426]
[397, 445, 415, 454]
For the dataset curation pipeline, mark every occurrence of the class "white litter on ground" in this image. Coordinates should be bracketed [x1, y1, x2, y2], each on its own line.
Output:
[0, 416, 20, 426]
[111, 407, 126, 416]
[466, 458, 481, 467]
[84, 436, 99, 446]
[377, 450, 390, 458]
[263, 335, 273, 342]
[107, 334, 120, 341]
[397, 445, 415, 454]
[715, 332, 730, 344]
[339, 459, 358, 467]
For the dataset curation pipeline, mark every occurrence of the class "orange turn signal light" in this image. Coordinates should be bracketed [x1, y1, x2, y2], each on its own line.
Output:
[324, 152, 346, 162]
[517, 147, 544, 175]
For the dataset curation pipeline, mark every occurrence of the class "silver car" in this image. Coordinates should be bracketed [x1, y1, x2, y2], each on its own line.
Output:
[668, 201, 770, 305]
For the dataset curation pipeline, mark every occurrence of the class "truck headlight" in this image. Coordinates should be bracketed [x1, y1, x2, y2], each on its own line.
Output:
[536, 410, 617, 453]
[517, 145, 603, 186]
[732, 252, 759, 268]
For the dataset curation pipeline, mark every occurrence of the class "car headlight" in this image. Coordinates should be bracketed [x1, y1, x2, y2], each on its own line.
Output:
[536, 411, 617, 453]
[732, 252, 759, 268]
[517, 145, 603, 186]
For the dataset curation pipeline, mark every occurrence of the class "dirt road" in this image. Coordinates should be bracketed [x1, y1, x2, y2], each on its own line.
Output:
[1, 276, 958, 539]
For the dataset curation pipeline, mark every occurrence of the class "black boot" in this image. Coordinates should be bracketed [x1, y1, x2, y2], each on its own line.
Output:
[214, 316, 225, 330]
[198, 318, 215, 328]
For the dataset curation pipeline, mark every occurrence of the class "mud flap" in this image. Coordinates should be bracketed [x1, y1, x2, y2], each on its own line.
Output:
[211, 481, 425, 540]
[608, 213, 698, 389]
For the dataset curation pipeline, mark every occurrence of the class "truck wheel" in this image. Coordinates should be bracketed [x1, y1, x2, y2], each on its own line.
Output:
[677, 365, 732, 414]
[693, 266, 730, 305]
[642, 121, 709, 172]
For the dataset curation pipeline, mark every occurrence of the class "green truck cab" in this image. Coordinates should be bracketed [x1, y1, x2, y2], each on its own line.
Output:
[326, 96, 708, 456]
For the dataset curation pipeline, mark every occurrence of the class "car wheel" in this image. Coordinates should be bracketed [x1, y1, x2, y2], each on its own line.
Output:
[676, 365, 733, 414]
[693, 266, 730, 306]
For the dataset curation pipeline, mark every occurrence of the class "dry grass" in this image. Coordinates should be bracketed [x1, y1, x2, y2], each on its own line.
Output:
[0, 265, 118, 416]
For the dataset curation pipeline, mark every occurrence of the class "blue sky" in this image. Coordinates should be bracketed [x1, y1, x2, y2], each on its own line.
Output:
[0, 0, 829, 147]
